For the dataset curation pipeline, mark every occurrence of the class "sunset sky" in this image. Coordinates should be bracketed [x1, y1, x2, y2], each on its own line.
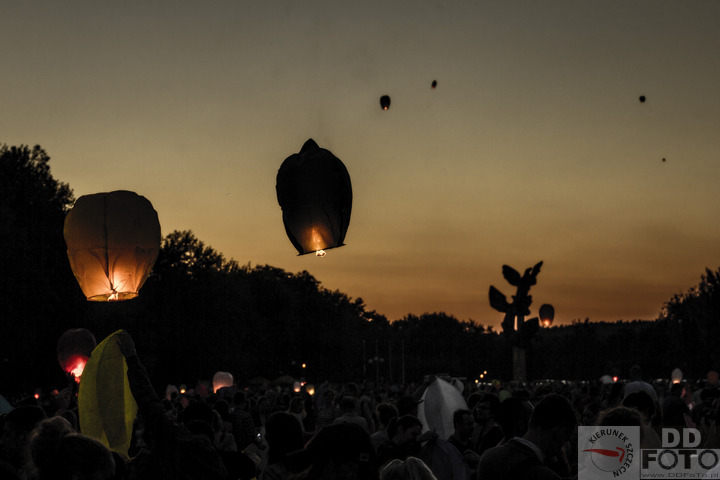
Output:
[3, 1, 719, 328]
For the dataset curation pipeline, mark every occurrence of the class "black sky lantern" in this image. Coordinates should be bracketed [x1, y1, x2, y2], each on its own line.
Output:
[380, 95, 391, 110]
[539, 303, 555, 327]
[276, 139, 352, 256]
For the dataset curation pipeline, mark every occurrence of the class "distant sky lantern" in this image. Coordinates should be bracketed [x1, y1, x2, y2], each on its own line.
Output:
[57, 328, 97, 382]
[212, 371, 234, 393]
[380, 95, 391, 110]
[539, 304, 555, 327]
[431, 80, 437, 89]
[276, 139, 352, 256]
[671, 368, 683, 384]
[64, 190, 161, 301]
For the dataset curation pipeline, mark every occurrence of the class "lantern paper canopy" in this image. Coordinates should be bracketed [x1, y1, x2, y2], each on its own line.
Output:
[57, 328, 97, 381]
[78, 330, 138, 458]
[539, 304, 555, 327]
[276, 139, 352, 256]
[64, 190, 161, 301]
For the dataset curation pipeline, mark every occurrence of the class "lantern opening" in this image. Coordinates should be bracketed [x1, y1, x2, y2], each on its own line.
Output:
[315, 250, 326, 257]
[108, 290, 119, 301]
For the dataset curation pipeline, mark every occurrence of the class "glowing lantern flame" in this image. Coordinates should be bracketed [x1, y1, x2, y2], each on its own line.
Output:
[316, 250, 326, 257]
[613, 376, 619, 383]
[68, 356, 89, 382]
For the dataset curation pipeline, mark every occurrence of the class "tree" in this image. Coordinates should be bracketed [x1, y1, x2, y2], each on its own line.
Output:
[0, 144, 81, 393]
[660, 267, 720, 372]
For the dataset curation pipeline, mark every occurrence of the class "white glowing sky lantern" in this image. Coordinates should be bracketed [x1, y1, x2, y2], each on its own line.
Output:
[276, 139, 352, 256]
[64, 190, 161, 301]
[671, 368, 683, 384]
[213, 371, 234, 393]
[57, 328, 97, 383]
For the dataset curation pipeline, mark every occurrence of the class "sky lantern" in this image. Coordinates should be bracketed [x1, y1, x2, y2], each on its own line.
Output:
[212, 371, 234, 393]
[539, 304, 555, 327]
[57, 328, 97, 382]
[64, 190, 161, 301]
[671, 368, 683, 384]
[276, 139, 352, 256]
[78, 330, 137, 458]
[380, 95, 391, 110]
[431, 80, 437, 89]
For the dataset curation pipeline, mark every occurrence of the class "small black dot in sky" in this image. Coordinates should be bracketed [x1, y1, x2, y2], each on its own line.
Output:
[639, 95, 646, 103]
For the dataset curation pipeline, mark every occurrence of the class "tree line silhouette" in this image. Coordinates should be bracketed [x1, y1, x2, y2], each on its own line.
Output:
[1, 144, 718, 396]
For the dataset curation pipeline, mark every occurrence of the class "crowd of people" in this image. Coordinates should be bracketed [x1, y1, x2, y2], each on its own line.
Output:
[1, 332, 719, 479]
